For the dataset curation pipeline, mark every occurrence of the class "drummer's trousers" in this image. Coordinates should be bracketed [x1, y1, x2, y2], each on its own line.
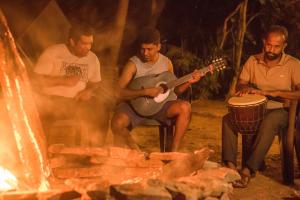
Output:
[222, 108, 288, 171]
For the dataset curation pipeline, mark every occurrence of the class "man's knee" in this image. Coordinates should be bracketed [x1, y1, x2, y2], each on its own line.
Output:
[111, 113, 129, 132]
[178, 101, 191, 116]
[222, 114, 231, 127]
[260, 109, 288, 129]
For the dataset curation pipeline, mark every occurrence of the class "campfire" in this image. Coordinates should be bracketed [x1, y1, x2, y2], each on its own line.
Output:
[0, 167, 18, 191]
[0, 8, 49, 191]
[0, 9, 240, 200]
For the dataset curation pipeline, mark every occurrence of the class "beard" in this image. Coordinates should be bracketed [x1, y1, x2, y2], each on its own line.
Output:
[264, 52, 282, 61]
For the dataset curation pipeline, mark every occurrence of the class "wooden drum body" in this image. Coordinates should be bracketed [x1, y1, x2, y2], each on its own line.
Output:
[228, 94, 267, 134]
[227, 94, 267, 166]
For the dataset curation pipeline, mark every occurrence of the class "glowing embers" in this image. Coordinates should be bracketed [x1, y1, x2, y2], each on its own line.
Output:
[0, 166, 18, 192]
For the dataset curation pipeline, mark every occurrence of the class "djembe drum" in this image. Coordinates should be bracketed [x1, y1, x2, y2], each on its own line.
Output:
[227, 94, 267, 166]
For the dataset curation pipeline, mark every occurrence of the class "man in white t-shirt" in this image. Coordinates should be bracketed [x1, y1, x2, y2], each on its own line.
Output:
[33, 23, 108, 146]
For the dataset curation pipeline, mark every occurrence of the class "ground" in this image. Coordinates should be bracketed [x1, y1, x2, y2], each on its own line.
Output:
[127, 99, 300, 200]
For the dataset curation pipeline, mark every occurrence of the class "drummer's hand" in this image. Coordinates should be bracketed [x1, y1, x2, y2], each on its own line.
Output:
[236, 88, 260, 96]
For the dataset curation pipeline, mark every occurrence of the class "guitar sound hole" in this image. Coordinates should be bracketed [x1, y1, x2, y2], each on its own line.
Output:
[160, 84, 168, 93]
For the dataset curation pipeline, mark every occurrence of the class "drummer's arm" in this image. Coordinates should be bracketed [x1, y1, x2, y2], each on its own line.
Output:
[260, 84, 300, 100]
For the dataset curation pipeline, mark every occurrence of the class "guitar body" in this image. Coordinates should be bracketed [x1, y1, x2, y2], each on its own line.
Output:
[127, 57, 227, 117]
[128, 71, 178, 117]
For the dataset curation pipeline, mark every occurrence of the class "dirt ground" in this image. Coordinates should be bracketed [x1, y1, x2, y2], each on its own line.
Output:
[127, 99, 300, 200]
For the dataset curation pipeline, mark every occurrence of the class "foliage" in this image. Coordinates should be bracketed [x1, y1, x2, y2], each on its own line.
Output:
[165, 45, 223, 99]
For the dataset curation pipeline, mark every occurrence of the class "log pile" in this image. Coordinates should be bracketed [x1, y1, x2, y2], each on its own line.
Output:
[47, 145, 240, 199]
[0, 145, 240, 199]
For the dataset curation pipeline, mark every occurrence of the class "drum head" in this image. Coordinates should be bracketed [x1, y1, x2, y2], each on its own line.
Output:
[228, 94, 267, 106]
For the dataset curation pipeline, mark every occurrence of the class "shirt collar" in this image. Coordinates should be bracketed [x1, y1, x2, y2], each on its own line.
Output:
[254, 52, 287, 66]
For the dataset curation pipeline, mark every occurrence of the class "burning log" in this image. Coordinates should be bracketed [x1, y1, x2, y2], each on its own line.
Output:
[0, 9, 49, 190]
[48, 144, 108, 157]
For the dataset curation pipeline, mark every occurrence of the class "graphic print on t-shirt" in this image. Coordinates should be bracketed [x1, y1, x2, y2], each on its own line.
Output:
[61, 62, 88, 82]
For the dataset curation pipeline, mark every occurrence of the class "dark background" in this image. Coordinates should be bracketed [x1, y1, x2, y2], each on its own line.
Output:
[1, 0, 300, 98]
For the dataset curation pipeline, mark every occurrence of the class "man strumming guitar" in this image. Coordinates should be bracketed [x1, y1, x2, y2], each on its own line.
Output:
[111, 28, 203, 151]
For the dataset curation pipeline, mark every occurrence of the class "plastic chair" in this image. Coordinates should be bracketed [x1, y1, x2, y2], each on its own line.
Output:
[139, 86, 192, 152]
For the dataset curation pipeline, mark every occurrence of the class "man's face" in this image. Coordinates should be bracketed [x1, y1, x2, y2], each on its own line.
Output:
[139, 43, 161, 62]
[263, 32, 286, 61]
[70, 35, 93, 57]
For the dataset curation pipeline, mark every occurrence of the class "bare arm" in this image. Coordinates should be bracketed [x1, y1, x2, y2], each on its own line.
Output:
[258, 84, 300, 100]
[116, 61, 162, 100]
[174, 61, 203, 96]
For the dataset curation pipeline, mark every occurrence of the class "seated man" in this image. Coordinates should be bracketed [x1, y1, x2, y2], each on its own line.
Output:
[222, 25, 300, 187]
[33, 22, 108, 146]
[111, 28, 203, 152]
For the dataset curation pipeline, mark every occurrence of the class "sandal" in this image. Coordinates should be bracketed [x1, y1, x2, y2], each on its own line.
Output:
[232, 171, 251, 188]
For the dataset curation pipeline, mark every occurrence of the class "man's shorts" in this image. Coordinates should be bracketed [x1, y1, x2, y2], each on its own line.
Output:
[115, 101, 177, 129]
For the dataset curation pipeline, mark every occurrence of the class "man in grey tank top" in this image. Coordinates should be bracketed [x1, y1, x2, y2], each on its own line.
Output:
[111, 28, 203, 151]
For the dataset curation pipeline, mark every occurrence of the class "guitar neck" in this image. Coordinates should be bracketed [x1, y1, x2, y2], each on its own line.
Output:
[167, 66, 212, 89]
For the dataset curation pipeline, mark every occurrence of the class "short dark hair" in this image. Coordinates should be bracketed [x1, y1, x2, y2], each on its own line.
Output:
[137, 27, 161, 45]
[265, 25, 288, 42]
[69, 23, 94, 41]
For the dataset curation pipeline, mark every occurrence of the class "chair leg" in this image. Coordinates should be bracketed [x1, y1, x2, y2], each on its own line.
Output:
[159, 126, 166, 152]
[159, 125, 174, 152]
[165, 125, 174, 152]
[281, 100, 297, 185]
[281, 129, 294, 185]
[295, 123, 300, 171]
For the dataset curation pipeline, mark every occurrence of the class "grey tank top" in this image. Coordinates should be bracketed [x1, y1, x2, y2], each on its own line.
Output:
[130, 53, 177, 101]
[130, 53, 170, 79]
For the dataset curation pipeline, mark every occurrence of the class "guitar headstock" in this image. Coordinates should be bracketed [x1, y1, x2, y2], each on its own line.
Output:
[210, 57, 227, 72]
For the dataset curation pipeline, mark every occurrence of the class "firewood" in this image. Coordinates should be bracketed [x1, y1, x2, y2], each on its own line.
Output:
[161, 148, 213, 180]
[52, 165, 162, 181]
[148, 152, 189, 161]
[48, 145, 145, 160]
[52, 165, 123, 179]
[48, 144, 108, 157]
[90, 156, 164, 168]
[108, 147, 145, 160]
[49, 155, 91, 168]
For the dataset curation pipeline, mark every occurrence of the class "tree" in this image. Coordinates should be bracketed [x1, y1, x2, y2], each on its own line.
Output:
[220, 0, 300, 98]
[219, 0, 248, 98]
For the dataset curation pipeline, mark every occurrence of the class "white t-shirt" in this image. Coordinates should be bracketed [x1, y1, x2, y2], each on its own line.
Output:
[34, 44, 101, 98]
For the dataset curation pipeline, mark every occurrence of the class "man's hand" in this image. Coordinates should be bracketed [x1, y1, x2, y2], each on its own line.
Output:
[236, 87, 261, 96]
[144, 87, 163, 97]
[61, 75, 80, 86]
[188, 70, 203, 84]
[75, 89, 94, 101]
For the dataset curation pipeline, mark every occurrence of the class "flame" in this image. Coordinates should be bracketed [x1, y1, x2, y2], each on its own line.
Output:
[0, 167, 18, 191]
